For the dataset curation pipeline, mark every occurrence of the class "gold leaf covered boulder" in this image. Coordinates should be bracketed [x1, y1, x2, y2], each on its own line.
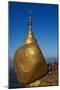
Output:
[14, 13, 48, 85]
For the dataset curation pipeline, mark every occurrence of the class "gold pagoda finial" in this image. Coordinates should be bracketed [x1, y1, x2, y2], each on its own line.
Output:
[28, 9, 32, 32]
[28, 9, 33, 39]
[24, 9, 36, 45]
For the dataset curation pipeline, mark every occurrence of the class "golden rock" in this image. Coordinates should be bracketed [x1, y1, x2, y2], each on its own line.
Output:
[14, 13, 48, 85]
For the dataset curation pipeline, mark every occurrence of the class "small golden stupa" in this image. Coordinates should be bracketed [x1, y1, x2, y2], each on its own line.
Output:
[14, 10, 48, 85]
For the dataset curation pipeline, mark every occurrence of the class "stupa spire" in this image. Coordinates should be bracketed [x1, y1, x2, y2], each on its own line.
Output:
[28, 9, 32, 31]
[28, 9, 33, 38]
[24, 9, 36, 45]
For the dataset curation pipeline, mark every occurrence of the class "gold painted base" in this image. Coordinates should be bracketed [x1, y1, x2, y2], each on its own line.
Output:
[25, 79, 49, 87]
[25, 71, 58, 87]
[25, 79, 41, 87]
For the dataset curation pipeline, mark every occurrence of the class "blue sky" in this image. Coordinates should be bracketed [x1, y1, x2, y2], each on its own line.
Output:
[9, 2, 58, 61]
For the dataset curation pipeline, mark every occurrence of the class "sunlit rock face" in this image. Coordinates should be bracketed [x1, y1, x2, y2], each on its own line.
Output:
[14, 13, 48, 85]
